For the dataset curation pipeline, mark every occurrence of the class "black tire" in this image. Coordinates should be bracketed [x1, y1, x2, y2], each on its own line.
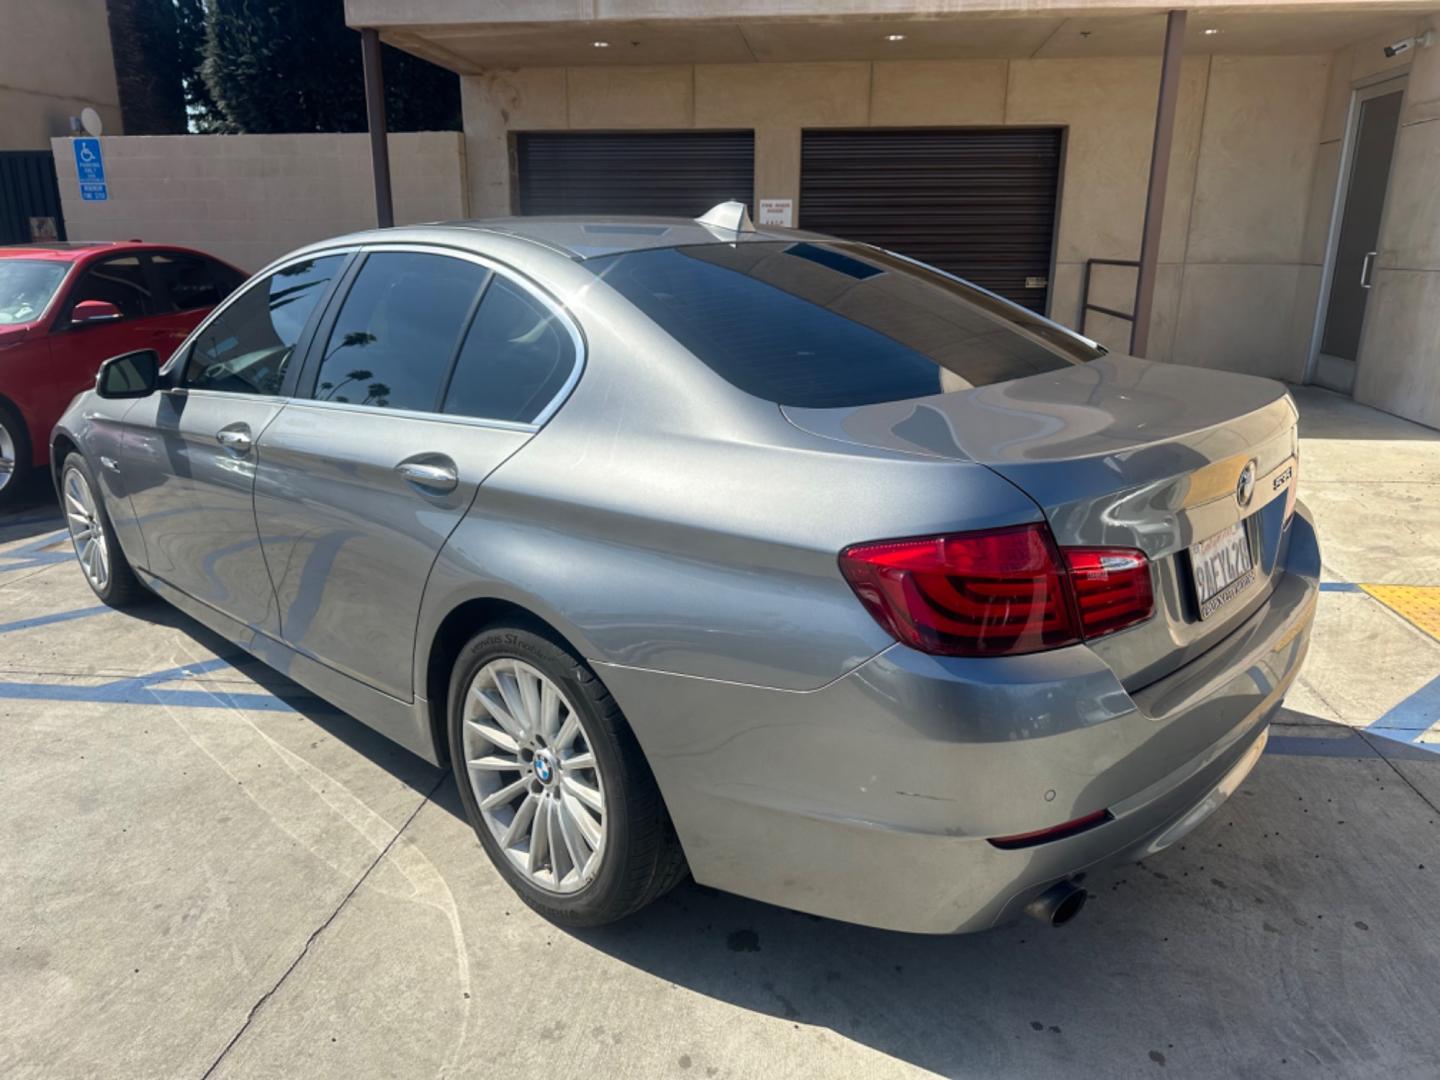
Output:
[0, 398, 30, 510]
[448, 622, 687, 926]
[59, 452, 148, 608]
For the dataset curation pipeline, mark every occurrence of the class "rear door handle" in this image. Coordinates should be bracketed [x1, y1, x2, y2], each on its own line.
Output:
[396, 460, 458, 492]
[1360, 251, 1377, 289]
[216, 424, 253, 454]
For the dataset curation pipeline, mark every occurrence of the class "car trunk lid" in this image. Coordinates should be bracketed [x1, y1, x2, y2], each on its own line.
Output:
[783, 355, 1300, 687]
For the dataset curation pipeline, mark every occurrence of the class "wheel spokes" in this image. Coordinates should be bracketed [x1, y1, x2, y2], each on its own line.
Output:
[466, 713, 519, 754]
[479, 774, 531, 811]
[561, 750, 595, 772]
[464, 657, 605, 895]
[501, 792, 540, 848]
[562, 774, 604, 815]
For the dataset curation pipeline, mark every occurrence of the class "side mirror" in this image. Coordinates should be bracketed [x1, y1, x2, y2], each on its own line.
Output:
[71, 299, 124, 326]
[96, 349, 161, 399]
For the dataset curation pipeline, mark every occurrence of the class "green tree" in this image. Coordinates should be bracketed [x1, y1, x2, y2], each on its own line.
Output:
[176, 0, 227, 132]
[202, 0, 460, 134]
[106, 0, 186, 133]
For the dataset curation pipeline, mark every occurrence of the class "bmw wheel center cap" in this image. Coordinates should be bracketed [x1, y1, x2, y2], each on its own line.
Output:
[534, 751, 556, 784]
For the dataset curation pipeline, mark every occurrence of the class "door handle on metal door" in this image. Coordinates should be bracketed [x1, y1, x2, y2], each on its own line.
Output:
[216, 425, 253, 454]
[1360, 251, 1377, 289]
[396, 460, 458, 492]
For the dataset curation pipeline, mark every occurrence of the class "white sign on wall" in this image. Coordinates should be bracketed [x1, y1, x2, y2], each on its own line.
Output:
[758, 198, 793, 227]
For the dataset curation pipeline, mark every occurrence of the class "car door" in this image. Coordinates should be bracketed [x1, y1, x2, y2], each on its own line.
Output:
[253, 247, 579, 701]
[43, 254, 164, 426]
[120, 252, 348, 632]
[146, 249, 247, 354]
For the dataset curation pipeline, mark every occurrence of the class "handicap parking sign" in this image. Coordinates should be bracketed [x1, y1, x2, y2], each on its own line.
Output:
[73, 137, 108, 201]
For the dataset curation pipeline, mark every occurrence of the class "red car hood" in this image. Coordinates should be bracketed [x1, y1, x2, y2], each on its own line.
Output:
[0, 322, 37, 352]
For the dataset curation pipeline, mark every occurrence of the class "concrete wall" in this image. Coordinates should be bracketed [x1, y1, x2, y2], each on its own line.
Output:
[0, 0, 122, 149]
[53, 133, 469, 273]
[460, 55, 1331, 378]
[1353, 21, 1440, 428]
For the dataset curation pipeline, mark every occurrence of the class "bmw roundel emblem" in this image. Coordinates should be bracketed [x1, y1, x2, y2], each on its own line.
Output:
[1236, 460, 1257, 508]
[534, 755, 553, 783]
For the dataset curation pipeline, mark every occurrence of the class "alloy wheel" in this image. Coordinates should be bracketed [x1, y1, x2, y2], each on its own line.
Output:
[0, 421, 15, 493]
[461, 657, 607, 894]
[63, 466, 110, 593]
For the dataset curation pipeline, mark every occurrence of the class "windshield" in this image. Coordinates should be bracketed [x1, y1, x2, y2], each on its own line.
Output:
[0, 259, 69, 326]
[586, 242, 1102, 409]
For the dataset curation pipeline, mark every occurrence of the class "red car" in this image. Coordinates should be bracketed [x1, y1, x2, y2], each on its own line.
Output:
[0, 241, 244, 506]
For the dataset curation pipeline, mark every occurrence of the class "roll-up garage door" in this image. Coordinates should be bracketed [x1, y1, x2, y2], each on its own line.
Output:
[516, 132, 755, 218]
[800, 128, 1062, 312]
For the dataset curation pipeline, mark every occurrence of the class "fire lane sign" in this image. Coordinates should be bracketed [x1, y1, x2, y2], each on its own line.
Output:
[73, 138, 108, 201]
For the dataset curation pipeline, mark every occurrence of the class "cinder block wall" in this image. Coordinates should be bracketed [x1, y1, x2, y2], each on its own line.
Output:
[52, 132, 468, 274]
[462, 56, 1333, 381]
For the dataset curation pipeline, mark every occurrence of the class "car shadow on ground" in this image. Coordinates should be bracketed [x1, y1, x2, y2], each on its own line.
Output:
[120, 599, 448, 795]
[0, 473, 64, 545]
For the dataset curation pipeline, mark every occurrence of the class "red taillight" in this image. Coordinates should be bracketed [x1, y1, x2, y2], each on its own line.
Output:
[1062, 548, 1154, 638]
[838, 524, 1153, 658]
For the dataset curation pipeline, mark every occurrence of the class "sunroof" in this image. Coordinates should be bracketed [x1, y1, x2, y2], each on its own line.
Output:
[783, 242, 882, 280]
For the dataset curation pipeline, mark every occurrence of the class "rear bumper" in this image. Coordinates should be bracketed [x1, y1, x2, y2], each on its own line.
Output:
[600, 503, 1320, 934]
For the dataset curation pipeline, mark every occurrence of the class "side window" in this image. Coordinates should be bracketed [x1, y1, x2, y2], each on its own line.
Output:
[442, 276, 577, 424]
[66, 256, 156, 321]
[151, 252, 245, 312]
[310, 251, 488, 412]
[183, 254, 344, 396]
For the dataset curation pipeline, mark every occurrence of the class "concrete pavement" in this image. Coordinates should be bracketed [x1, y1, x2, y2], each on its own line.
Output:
[1, 386, 1437, 1079]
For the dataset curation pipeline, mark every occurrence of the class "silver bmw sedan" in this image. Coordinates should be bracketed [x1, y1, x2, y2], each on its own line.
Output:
[51, 206, 1318, 934]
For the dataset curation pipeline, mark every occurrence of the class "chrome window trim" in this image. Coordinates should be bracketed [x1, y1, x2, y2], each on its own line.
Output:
[277, 395, 540, 434]
[310, 241, 587, 429]
[168, 387, 540, 434]
[159, 246, 362, 379]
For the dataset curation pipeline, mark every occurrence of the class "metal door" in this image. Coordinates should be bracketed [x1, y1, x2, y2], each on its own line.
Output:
[1314, 78, 1406, 394]
[120, 389, 287, 631]
[799, 128, 1063, 312]
[516, 131, 755, 217]
[252, 406, 532, 699]
[0, 151, 66, 245]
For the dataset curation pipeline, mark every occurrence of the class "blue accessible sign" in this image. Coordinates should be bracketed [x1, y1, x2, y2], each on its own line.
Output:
[73, 138, 108, 201]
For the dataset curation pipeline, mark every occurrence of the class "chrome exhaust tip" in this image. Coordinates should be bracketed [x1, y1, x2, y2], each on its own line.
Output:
[1024, 880, 1088, 928]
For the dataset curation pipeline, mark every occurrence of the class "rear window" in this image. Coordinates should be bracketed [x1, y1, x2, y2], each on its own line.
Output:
[585, 242, 1100, 408]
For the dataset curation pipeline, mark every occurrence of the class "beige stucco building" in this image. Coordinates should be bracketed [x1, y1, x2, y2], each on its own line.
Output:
[0, 0, 122, 149]
[347, 0, 1440, 429]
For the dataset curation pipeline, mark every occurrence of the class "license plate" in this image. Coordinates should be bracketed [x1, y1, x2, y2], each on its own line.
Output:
[1189, 520, 1255, 619]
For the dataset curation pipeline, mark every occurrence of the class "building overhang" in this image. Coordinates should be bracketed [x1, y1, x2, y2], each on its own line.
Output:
[345, 1, 1437, 73]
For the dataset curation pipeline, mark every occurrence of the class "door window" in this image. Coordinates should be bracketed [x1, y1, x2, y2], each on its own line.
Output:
[151, 252, 245, 312]
[183, 254, 344, 396]
[310, 251, 488, 412]
[65, 256, 156, 321]
[442, 275, 578, 424]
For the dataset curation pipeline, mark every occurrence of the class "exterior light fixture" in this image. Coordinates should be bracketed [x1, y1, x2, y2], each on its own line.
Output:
[592, 40, 610, 48]
[1202, 28, 1220, 35]
[885, 33, 906, 42]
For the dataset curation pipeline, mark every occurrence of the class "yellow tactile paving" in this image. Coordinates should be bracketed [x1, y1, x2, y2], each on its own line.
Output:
[1361, 584, 1440, 643]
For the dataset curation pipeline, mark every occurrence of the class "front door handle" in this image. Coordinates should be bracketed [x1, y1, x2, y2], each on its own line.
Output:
[396, 460, 458, 492]
[1360, 250, 1377, 289]
[216, 424, 253, 454]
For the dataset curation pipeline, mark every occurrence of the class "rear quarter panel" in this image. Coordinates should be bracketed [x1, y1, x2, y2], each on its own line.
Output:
[415, 271, 1048, 694]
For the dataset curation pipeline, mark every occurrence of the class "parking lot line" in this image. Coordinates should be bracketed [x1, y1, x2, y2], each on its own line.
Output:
[0, 604, 109, 637]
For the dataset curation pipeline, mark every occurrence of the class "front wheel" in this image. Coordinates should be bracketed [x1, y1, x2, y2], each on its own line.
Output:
[448, 624, 686, 926]
[60, 453, 146, 607]
[0, 400, 30, 509]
